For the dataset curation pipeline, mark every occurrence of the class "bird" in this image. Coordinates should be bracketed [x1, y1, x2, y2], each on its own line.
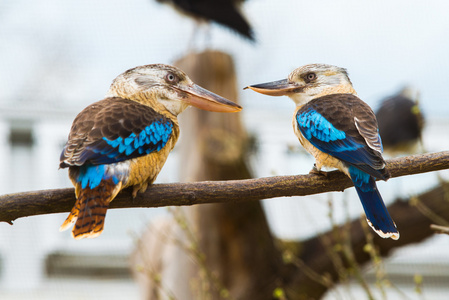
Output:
[245, 63, 399, 240]
[375, 87, 424, 155]
[156, 0, 255, 41]
[59, 63, 242, 239]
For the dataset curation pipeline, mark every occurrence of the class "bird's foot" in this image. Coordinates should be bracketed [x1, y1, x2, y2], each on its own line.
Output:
[132, 182, 149, 199]
[132, 188, 138, 199]
[309, 164, 328, 177]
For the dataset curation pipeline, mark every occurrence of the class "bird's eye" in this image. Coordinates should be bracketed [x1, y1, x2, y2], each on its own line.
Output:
[165, 73, 178, 83]
[305, 73, 317, 82]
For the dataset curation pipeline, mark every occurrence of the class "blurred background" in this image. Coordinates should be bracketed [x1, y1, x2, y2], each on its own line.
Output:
[1, 0, 449, 299]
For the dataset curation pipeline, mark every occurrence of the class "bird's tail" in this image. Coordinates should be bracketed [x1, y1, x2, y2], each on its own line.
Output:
[354, 180, 399, 240]
[60, 179, 122, 239]
[348, 165, 399, 239]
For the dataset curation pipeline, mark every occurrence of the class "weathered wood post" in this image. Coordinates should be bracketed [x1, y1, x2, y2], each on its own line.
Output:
[173, 50, 283, 300]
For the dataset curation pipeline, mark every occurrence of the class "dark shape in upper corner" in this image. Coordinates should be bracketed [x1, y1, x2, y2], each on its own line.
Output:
[156, 0, 255, 41]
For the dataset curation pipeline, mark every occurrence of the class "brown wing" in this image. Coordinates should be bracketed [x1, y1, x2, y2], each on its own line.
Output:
[60, 97, 175, 168]
[297, 94, 387, 178]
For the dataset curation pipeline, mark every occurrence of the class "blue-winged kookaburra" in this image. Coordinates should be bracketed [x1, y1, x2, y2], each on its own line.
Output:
[245, 64, 399, 240]
[60, 64, 242, 239]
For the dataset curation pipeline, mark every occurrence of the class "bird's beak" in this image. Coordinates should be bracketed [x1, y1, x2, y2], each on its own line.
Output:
[244, 79, 301, 96]
[180, 84, 242, 112]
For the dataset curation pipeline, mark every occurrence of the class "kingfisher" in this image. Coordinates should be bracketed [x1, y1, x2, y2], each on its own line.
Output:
[59, 64, 242, 239]
[245, 64, 399, 240]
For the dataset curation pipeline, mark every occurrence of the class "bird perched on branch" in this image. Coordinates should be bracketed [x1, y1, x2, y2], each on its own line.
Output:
[375, 87, 424, 155]
[156, 0, 254, 41]
[59, 64, 242, 239]
[245, 64, 399, 240]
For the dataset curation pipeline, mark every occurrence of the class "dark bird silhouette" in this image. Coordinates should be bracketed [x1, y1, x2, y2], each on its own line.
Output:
[375, 87, 424, 155]
[156, 0, 254, 41]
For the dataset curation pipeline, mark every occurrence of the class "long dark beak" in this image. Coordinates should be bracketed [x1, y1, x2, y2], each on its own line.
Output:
[244, 79, 301, 96]
[180, 84, 242, 112]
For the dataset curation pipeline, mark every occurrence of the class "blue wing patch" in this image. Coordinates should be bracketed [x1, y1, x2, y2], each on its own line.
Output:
[297, 109, 364, 154]
[296, 108, 382, 176]
[78, 119, 173, 165]
[102, 121, 173, 156]
[74, 119, 173, 188]
[297, 110, 346, 143]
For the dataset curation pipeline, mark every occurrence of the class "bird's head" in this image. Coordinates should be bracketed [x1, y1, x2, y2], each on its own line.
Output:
[106, 64, 242, 116]
[245, 64, 356, 106]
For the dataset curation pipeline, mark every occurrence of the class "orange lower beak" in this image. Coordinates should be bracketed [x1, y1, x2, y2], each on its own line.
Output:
[180, 84, 242, 112]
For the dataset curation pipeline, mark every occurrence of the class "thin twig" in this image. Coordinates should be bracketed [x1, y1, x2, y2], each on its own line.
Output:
[430, 224, 449, 235]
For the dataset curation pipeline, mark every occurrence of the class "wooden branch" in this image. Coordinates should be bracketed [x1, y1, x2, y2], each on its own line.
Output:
[1, 151, 448, 224]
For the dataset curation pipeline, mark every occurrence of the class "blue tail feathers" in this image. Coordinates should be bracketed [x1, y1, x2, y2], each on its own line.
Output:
[349, 166, 399, 240]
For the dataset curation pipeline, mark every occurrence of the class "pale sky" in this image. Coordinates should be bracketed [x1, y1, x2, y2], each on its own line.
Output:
[1, 0, 449, 116]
